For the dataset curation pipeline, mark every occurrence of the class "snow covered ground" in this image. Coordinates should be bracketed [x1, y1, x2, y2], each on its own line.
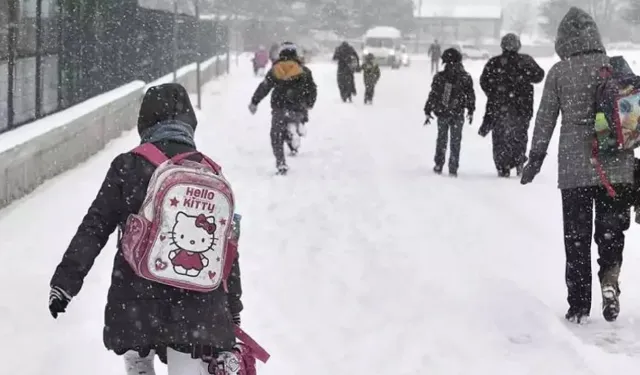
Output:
[3, 53, 640, 374]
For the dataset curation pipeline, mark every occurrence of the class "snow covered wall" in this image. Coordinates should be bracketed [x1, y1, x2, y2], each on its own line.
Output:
[0, 55, 229, 209]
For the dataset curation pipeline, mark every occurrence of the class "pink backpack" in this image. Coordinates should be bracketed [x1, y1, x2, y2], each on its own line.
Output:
[121, 143, 237, 292]
[209, 326, 270, 375]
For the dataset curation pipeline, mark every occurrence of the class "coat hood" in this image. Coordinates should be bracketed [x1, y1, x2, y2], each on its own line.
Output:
[137, 83, 197, 136]
[555, 7, 605, 59]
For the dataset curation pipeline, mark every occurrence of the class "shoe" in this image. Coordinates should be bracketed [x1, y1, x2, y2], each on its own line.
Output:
[433, 165, 443, 174]
[516, 164, 524, 176]
[449, 171, 458, 177]
[276, 162, 288, 175]
[601, 264, 621, 322]
[498, 169, 510, 178]
[565, 307, 590, 324]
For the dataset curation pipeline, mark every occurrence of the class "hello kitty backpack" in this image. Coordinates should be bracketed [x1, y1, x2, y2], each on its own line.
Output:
[120, 143, 237, 292]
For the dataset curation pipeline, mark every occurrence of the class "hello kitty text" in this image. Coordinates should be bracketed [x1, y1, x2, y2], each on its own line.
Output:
[182, 187, 216, 212]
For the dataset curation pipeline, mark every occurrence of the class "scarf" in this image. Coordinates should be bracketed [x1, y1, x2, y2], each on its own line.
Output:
[140, 120, 196, 148]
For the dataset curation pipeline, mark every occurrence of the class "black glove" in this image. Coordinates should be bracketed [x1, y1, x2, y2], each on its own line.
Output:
[424, 114, 434, 126]
[467, 113, 473, 125]
[520, 153, 546, 185]
[49, 286, 71, 318]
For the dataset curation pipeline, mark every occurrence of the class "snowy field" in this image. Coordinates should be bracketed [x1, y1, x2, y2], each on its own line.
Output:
[3, 52, 640, 374]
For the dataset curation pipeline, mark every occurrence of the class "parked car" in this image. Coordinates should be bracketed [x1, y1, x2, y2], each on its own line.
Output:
[453, 44, 491, 60]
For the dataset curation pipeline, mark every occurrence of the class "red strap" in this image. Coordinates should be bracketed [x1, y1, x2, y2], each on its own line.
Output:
[235, 325, 270, 363]
[131, 143, 169, 166]
[591, 140, 617, 197]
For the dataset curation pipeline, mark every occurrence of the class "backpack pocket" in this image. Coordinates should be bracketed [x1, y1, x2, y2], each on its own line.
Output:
[121, 214, 153, 274]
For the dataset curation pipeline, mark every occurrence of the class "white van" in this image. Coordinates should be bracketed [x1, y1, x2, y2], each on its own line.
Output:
[362, 26, 402, 69]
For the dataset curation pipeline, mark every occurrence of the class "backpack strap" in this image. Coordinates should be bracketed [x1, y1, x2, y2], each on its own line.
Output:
[591, 139, 617, 197]
[131, 143, 169, 166]
[234, 325, 270, 363]
[171, 152, 222, 174]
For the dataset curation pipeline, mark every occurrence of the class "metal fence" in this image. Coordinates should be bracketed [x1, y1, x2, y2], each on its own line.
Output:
[0, 0, 229, 134]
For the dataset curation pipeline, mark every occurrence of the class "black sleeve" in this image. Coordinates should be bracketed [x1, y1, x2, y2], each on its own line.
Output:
[464, 74, 476, 115]
[226, 256, 243, 319]
[50, 154, 129, 296]
[251, 71, 276, 105]
[302, 67, 318, 109]
[374, 66, 381, 81]
[479, 59, 495, 94]
[424, 74, 444, 115]
[522, 55, 545, 84]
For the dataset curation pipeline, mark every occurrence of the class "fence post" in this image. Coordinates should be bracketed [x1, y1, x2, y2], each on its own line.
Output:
[35, 0, 43, 119]
[173, 1, 178, 83]
[7, 0, 17, 129]
[195, 0, 201, 109]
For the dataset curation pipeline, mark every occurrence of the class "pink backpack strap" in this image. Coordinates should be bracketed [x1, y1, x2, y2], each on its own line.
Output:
[131, 143, 169, 166]
[171, 152, 222, 174]
[235, 325, 270, 363]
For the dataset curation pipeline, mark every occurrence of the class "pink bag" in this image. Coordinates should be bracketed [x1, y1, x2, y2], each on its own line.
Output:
[121, 143, 237, 292]
[209, 326, 270, 375]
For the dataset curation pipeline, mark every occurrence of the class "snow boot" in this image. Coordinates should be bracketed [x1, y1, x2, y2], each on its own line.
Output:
[449, 171, 458, 178]
[498, 169, 510, 178]
[516, 164, 524, 176]
[565, 307, 590, 324]
[276, 162, 288, 175]
[601, 265, 621, 322]
[433, 165, 443, 174]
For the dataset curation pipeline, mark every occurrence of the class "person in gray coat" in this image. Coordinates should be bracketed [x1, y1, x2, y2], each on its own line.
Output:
[520, 7, 634, 324]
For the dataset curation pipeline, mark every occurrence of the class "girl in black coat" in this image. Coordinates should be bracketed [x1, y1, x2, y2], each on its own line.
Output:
[48, 83, 243, 374]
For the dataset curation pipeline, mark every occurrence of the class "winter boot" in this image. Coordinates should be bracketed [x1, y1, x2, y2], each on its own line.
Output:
[497, 168, 510, 178]
[276, 161, 288, 175]
[601, 264, 621, 322]
[449, 171, 458, 178]
[565, 307, 590, 324]
[433, 165, 443, 174]
[516, 164, 524, 176]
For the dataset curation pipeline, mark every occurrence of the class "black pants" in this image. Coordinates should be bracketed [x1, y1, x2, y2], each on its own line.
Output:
[430, 59, 439, 74]
[364, 83, 375, 102]
[434, 115, 464, 173]
[561, 185, 632, 313]
[270, 112, 295, 167]
[337, 68, 355, 101]
[492, 115, 529, 172]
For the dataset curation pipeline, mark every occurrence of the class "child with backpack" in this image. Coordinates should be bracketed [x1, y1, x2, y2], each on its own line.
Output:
[423, 48, 475, 177]
[48, 83, 268, 375]
[361, 53, 381, 104]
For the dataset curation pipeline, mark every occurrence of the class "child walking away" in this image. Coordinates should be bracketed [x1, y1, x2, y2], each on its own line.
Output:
[362, 53, 381, 104]
[423, 48, 475, 177]
[48, 83, 269, 375]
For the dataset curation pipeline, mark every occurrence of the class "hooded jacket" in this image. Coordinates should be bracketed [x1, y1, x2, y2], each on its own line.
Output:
[50, 83, 242, 360]
[528, 7, 634, 189]
[424, 61, 476, 118]
[251, 55, 317, 112]
[480, 35, 545, 120]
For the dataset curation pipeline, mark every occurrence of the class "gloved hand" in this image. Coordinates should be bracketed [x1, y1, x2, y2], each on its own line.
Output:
[520, 153, 546, 185]
[49, 286, 72, 318]
[248, 103, 258, 114]
[467, 113, 473, 124]
[424, 114, 434, 126]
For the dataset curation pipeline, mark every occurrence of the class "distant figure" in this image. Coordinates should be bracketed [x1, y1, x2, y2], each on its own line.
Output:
[332, 41, 360, 102]
[269, 43, 280, 64]
[479, 33, 545, 177]
[252, 45, 269, 76]
[428, 39, 442, 74]
[423, 48, 475, 177]
[361, 53, 381, 104]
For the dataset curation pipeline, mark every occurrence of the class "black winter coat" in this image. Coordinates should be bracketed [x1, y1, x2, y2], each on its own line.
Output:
[251, 57, 317, 113]
[50, 83, 242, 360]
[424, 63, 476, 117]
[362, 61, 381, 87]
[480, 52, 545, 119]
[333, 43, 360, 72]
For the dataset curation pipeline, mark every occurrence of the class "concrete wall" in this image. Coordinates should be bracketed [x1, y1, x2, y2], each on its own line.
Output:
[0, 55, 229, 209]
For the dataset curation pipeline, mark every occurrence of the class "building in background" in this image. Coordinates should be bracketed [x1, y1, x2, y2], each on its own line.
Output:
[413, 5, 502, 46]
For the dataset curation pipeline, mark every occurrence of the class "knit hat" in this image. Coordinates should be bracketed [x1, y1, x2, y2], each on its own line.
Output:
[501, 33, 521, 52]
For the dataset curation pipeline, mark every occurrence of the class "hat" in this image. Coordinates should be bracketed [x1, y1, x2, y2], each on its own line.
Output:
[441, 48, 462, 64]
[501, 33, 521, 52]
[137, 83, 197, 136]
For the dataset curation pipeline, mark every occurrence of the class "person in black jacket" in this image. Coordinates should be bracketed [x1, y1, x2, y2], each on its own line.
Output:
[333, 41, 360, 102]
[48, 83, 243, 373]
[480, 33, 545, 177]
[428, 39, 442, 75]
[249, 42, 317, 174]
[424, 48, 475, 177]
[361, 53, 381, 104]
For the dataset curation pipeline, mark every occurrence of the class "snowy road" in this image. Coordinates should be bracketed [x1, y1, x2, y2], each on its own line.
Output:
[3, 54, 640, 374]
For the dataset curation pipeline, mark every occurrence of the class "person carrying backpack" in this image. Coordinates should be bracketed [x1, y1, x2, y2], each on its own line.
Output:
[479, 33, 545, 177]
[48, 83, 268, 375]
[520, 7, 636, 324]
[333, 41, 360, 102]
[249, 42, 317, 175]
[424, 48, 475, 177]
[361, 53, 381, 104]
